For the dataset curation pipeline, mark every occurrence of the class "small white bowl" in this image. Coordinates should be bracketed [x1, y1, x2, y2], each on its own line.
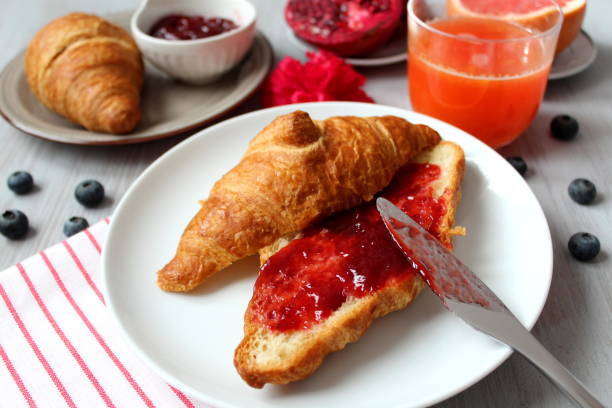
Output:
[131, 0, 256, 85]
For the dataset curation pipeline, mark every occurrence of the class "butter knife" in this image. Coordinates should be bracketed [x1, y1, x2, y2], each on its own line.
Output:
[376, 197, 605, 408]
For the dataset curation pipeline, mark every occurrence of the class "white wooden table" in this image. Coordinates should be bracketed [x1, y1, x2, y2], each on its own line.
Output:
[1, 0, 610, 406]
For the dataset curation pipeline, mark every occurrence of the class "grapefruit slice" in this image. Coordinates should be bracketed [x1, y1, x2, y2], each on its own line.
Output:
[447, 0, 586, 54]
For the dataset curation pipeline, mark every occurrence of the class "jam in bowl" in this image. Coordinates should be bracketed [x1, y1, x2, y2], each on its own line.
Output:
[149, 14, 238, 41]
[131, 0, 256, 84]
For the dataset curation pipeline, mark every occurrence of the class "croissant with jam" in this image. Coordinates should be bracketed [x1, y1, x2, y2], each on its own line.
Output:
[25, 13, 144, 134]
[157, 110, 440, 292]
[235, 141, 465, 388]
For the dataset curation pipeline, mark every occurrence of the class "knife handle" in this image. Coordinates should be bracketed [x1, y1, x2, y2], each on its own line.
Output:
[480, 312, 605, 408]
[447, 300, 606, 407]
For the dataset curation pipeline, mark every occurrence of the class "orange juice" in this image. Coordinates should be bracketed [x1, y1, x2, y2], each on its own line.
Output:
[409, 17, 551, 148]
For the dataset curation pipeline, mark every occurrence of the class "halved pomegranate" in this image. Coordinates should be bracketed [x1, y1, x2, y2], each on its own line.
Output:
[285, 0, 404, 57]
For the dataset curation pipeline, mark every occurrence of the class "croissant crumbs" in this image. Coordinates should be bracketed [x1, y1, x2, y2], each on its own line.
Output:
[156, 110, 441, 292]
[25, 12, 143, 134]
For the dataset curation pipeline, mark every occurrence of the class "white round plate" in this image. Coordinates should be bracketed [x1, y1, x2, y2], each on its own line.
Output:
[550, 30, 597, 80]
[102, 102, 553, 408]
[0, 11, 272, 145]
[286, 26, 407, 67]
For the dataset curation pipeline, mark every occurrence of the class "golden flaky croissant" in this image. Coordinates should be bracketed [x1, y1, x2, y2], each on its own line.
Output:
[157, 111, 441, 292]
[25, 13, 144, 134]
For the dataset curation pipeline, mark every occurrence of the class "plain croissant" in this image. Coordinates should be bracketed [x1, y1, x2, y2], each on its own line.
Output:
[157, 111, 441, 292]
[25, 12, 144, 134]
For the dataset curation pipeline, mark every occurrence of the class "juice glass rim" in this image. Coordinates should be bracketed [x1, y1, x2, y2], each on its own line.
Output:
[407, 0, 564, 44]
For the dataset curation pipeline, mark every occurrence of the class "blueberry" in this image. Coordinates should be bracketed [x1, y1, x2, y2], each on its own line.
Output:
[7, 171, 33, 194]
[568, 178, 597, 205]
[507, 156, 528, 176]
[75, 180, 105, 207]
[551, 115, 579, 140]
[0, 210, 29, 240]
[568, 232, 600, 262]
[63, 216, 89, 237]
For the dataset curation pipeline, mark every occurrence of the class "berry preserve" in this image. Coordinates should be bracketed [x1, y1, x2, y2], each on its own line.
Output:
[149, 14, 238, 40]
[251, 163, 447, 332]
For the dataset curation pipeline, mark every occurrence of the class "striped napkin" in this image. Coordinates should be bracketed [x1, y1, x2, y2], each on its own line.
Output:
[0, 219, 208, 408]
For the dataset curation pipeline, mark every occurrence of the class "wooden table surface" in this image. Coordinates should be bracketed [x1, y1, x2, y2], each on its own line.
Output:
[1, 0, 610, 407]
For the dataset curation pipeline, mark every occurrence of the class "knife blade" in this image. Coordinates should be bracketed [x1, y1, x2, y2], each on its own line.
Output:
[376, 197, 605, 408]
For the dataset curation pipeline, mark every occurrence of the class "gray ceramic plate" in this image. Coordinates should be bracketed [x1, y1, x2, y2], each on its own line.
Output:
[550, 30, 597, 80]
[0, 11, 273, 145]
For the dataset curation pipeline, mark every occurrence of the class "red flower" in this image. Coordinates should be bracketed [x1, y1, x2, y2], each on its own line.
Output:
[262, 50, 375, 107]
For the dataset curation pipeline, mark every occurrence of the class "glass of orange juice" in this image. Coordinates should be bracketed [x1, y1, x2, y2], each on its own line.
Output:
[408, 0, 563, 148]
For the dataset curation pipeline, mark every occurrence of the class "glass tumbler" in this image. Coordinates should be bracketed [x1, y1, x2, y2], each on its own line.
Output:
[408, 0, 562, 148]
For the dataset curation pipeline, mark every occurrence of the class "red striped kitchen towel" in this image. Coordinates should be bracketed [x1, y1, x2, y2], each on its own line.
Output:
[0, 218, 209, 408]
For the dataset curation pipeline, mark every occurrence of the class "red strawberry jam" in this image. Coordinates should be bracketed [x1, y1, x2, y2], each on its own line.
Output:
[251, 163, 446, 331]
[149, 14, 238, 41]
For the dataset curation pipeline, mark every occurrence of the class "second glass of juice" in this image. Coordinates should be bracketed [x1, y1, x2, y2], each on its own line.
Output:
[408, 0, 563, 148]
